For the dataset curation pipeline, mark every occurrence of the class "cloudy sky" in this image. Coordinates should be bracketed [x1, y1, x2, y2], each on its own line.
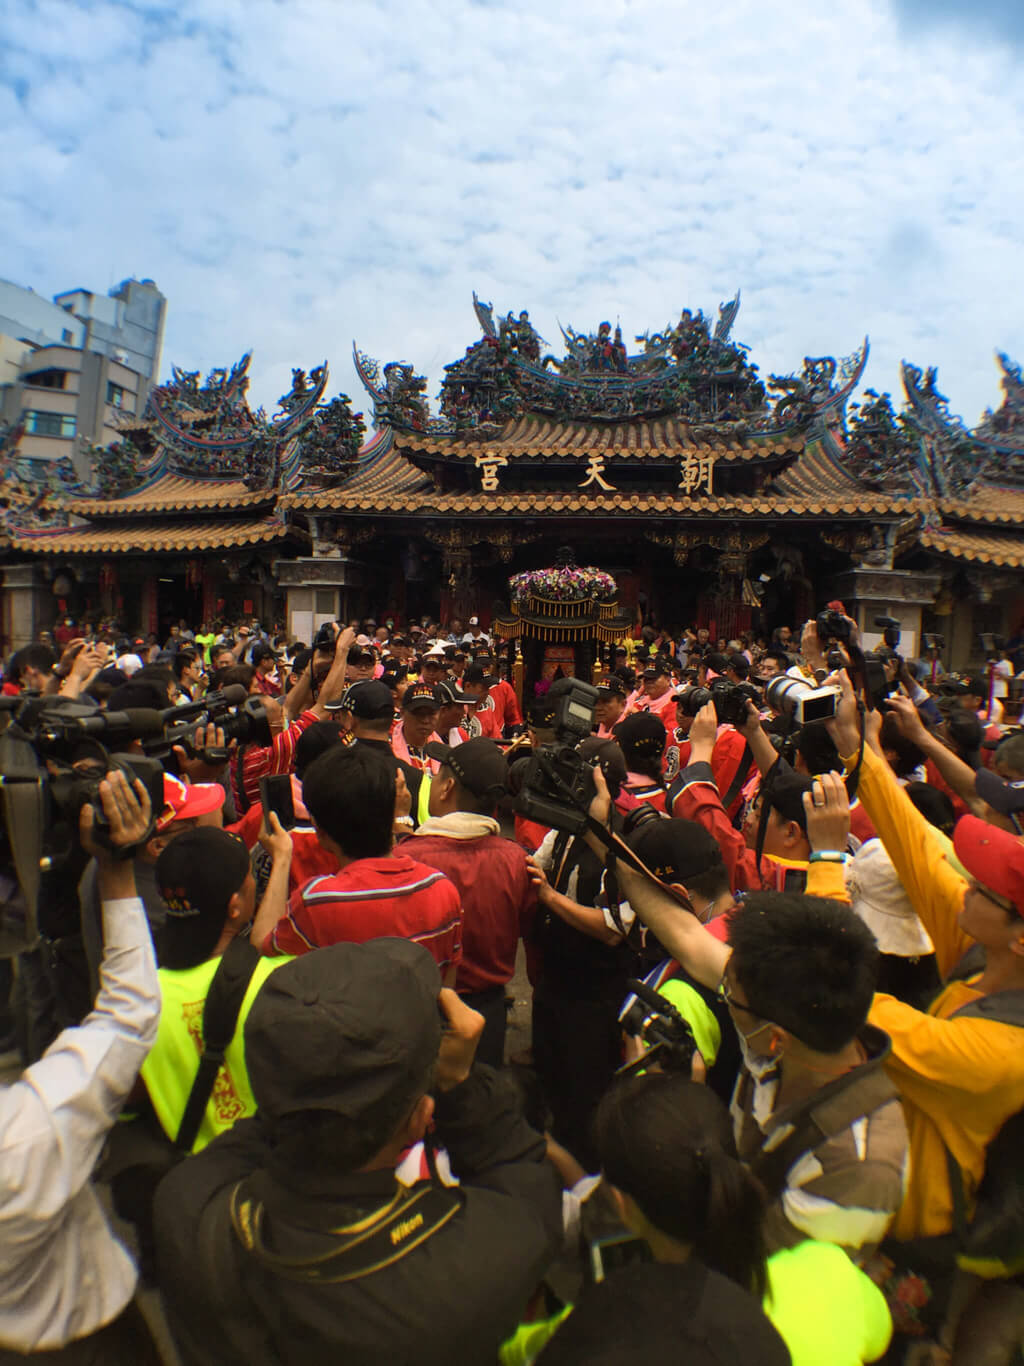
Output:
[2, 0, 1022, 427]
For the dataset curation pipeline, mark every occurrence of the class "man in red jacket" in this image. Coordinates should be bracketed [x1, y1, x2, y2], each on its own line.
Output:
[406, 738, 536, 1067]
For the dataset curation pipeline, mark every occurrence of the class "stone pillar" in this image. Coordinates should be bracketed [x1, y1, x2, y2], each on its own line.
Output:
[274, 556, 372, 643]
[832, 568, 940, 660]
[1, 563, 50, 651]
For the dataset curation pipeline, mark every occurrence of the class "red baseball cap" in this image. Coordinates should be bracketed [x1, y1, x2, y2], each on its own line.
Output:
[953, 815, 1024, 914]
[155, 774, 225, 833]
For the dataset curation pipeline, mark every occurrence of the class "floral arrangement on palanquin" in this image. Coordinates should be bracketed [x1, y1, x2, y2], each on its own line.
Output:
[510, 566, 617, 604]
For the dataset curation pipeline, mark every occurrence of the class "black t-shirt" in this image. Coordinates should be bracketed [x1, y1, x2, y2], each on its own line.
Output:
[536, 1260, 790, 1366]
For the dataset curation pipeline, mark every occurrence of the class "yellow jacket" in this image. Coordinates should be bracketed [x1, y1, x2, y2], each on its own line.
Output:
[851, 743, 1024, 1240]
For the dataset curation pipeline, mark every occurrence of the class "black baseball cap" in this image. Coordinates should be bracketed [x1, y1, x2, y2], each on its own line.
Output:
[597, 676, 628, 699]
[625, 815, 725, 886]
[435, 680, 473, 706]
[642, 660, 671, 680]
[332, 679, 395, 719]
[245, 938, 442, 1122]
[613, 711, 667, 758]
[463, 663, 497, 687]
[976, 768, 1024, 816]
[403, 682, 442, 712]
[156, 828, 251, 969]
[423, 737, 508, 799]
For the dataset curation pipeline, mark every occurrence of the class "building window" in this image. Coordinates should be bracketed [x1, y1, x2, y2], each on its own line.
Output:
[24, 368, 67, 390]
[107, 382, 127, 408]
[24, 411, 76, 438]
[61, 328, 73, 344]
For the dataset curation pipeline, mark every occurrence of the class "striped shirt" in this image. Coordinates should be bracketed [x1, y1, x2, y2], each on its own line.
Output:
[732, 1024, 909, 1264]
[264, 854, 462, 972]
[231, 710, 318, 813]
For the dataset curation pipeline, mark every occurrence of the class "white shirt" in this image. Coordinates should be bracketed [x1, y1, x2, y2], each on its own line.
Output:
[0, 895, 159, 1350]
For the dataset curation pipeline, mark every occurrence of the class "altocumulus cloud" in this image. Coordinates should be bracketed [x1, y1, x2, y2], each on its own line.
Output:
[0, 0, 1022, 423]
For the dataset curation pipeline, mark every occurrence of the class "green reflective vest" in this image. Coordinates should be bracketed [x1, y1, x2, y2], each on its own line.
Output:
[141, 953, 293, 1153]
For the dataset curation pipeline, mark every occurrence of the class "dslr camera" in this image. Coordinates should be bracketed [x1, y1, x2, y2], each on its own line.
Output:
[765, 673, 839, 726]
[678, 678, 761, 727]
[816, 608, 852, 646]
[510, 679, 600, 835]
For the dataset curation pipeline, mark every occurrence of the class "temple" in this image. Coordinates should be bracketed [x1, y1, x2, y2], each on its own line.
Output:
[1, 292, 1022, 665]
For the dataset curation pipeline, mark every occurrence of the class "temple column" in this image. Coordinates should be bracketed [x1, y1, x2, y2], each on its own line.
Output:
[832, 567, 940, 660]
[1, 563, 50, 651]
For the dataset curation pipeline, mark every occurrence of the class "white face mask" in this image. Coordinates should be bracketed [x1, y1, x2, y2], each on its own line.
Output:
[737, 1020, 778, 1081]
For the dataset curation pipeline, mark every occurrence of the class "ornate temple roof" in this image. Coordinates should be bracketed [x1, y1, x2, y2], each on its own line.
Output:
[10, 517, 294, 555]
[1, 290, 1022, 576]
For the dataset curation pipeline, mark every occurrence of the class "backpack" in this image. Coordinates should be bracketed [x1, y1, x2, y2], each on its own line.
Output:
[946, 989, 1024, 1275]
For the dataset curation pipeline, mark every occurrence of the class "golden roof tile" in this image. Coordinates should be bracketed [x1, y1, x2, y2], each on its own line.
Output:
[61, 475, 273, 516]
[11, 517, 294, 555]
[920, 525, 1024, 568]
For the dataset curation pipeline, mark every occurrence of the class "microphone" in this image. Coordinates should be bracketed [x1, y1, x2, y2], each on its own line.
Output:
[73, 709, 167, 739]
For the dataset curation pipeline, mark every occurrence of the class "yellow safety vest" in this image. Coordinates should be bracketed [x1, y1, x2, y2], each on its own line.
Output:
[141, 953, 293, 1153]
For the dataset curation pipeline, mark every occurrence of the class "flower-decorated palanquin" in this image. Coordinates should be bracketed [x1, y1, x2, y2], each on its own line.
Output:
[492, 550, 633, 703]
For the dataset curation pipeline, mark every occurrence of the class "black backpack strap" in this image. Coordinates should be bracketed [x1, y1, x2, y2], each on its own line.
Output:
[175, 936, 262, 1153]
[233, 745, 251, 816]
[720, 743, 753, 817]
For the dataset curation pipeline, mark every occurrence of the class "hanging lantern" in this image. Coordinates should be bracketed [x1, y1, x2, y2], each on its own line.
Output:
[98, 562, 117, 594]
[185, 559, 203, 591]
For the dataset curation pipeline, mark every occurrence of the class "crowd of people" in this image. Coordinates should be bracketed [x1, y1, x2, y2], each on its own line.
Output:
[1, 603, 1024, 1364]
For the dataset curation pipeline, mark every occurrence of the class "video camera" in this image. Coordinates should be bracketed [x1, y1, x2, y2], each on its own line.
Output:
[0, 695, 166, 957]
[618, 977, 698, 1075]
[923, 633, 946, 652]
[509, 679, 600, 835]
[156, 685, 272, 764]
[0, 683, 273, 956]
[677, 678, 762, 727]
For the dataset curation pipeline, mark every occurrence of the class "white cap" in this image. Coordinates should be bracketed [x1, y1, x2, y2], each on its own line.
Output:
[424, 644, 448, 659]
[846, 839, 934, 957]
[116, 653, 143, 676]
[469, 617, 480, 626]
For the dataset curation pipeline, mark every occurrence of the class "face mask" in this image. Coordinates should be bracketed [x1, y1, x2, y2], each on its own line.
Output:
[737, 1020, 779, 1081]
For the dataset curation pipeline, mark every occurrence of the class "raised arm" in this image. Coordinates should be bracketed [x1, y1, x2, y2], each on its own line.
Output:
[0, 773, 159, 1226]
[827, 672, 970, 977]
[311, 626, 355, 719]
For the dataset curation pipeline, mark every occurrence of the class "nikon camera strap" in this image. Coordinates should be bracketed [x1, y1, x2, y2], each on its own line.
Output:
[229, 1177, 463, 1284]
